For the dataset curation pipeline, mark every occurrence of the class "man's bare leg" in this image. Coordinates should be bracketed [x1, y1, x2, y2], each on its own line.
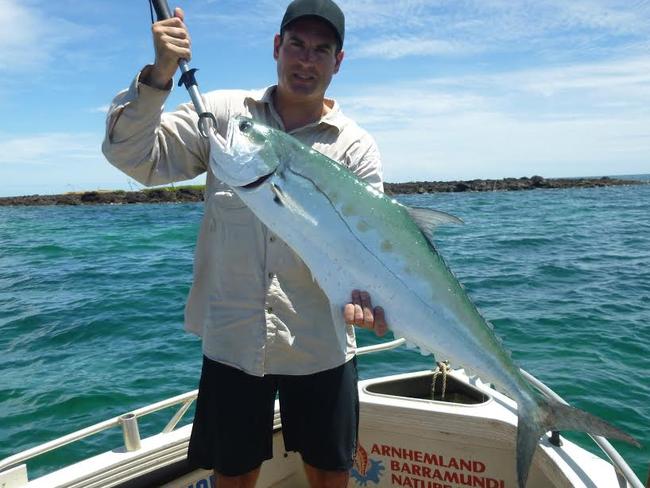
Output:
[214, 467, 261, 488]
[304, 462, 349, 488]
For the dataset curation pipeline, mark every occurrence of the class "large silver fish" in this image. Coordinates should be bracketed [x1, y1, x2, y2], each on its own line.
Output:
[208, 116, 638, 487]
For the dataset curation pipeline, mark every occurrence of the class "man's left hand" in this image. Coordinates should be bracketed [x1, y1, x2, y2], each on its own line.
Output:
[343, 290, 388, 337]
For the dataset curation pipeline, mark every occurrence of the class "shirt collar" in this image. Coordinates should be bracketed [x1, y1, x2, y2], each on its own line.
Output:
[250, 85, 345, 134]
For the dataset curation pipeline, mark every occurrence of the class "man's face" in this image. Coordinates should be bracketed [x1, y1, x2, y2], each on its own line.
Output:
[274, 17, 344, 102]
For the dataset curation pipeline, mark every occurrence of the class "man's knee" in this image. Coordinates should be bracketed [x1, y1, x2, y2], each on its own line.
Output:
[303, 462, 350, 488]
[213, 466, 261, 488]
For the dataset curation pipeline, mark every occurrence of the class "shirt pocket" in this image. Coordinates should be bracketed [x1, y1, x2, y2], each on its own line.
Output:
[207, 188, 247, 232]
[210, 190, 264, 286]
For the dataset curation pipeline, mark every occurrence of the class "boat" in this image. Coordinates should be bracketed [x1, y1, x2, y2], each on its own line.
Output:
[0, 338, 646, 488]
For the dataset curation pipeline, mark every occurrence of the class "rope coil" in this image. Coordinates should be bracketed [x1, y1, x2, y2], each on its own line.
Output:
[431, 360, 450, 400]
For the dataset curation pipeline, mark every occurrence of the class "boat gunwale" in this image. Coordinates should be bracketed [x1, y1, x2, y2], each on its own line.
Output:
[0, 337, 644, 488]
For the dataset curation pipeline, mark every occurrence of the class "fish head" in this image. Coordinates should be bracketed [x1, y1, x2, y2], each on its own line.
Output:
[209, 115, 282, 189]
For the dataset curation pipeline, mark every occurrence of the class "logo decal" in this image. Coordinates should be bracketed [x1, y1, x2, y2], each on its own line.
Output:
[351, 443, 385, 486]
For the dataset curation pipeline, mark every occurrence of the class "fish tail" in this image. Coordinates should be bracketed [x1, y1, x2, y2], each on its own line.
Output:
[516, 395, 640, 488]
[515, 406, 543, 488]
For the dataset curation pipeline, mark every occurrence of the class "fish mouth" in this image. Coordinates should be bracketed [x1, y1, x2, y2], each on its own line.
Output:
[240, 170, 275, 190]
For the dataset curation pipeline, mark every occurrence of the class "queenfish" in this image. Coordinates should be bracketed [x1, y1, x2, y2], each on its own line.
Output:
[207, 116, 638, 488]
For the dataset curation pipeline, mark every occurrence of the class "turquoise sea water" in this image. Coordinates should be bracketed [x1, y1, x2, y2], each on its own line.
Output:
[1, 180, 649, 481]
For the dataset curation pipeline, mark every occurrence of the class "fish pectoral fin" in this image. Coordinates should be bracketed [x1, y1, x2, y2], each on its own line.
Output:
[406, 207, 463, 240]
[271, 184, 317, 225]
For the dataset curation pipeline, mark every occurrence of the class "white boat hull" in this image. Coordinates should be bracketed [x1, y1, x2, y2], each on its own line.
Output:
[1, 368, 636, 488]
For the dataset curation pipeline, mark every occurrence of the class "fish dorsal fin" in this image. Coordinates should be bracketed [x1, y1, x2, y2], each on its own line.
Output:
[406, 206, 463, 240]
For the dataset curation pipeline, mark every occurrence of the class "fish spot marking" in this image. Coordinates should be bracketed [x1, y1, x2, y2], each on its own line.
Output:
[342, 204, 356, 216]
[381, 240, 393, 252]
[356, 220, 370, 232]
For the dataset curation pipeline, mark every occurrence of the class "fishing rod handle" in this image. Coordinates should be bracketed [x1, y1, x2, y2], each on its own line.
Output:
[150, 0, 192, 82]
[151, 0, 173, 21]
[149, 0, 214, 136]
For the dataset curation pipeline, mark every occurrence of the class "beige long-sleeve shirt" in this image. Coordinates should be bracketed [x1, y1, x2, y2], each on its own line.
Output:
[102, 71, 383, 376]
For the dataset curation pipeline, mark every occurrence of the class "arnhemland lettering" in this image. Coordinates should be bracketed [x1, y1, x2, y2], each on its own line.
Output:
[371, 444, 486, 472]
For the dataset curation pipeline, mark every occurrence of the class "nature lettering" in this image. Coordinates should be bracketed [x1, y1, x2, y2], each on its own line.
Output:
[371, 443, 505, 488]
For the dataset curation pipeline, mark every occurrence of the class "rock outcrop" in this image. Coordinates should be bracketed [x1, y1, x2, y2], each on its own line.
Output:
[0, 177, 644, 206]
[383, 176, 643, 195]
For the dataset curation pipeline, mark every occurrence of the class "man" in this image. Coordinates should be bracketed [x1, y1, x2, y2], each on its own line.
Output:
[102, 1, 386, 486]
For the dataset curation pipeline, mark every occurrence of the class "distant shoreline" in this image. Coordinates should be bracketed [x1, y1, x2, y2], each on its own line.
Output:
[0, 176, 646, 206]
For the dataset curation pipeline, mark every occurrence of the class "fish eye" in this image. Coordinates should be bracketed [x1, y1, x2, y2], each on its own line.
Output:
[239, 120, 253, 133]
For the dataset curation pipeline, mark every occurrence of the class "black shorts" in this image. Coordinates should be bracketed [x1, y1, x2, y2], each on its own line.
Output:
[187, 356, 359, 476]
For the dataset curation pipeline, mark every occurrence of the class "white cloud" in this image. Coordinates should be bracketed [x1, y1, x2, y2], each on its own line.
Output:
[0, 0, 89, 72]
[549, 0, 648, 33]
[373, 112, 650, 182]
[341, 0, 650, 60]
[0, 131, 138, 197]
[191, 0, 283, 40]
[353, 36, 472, 59]
[91, 105, 110, 114]
[0, 131, 207, 197]
[0, 132, 101, 166]
[513, 57, 650, 97]
[341, 90, 489, 126]
[384, 55, 650, 114]
[337, 54, 650, 181]
[343, 0, 435, 30]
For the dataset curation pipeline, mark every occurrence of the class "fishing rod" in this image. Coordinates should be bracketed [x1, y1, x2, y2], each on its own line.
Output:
[149, 0, 216, 137]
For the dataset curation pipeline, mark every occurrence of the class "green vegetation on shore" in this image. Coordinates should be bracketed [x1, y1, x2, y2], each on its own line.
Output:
[0, 176, 645, 206]
[142, 185, 205, 193]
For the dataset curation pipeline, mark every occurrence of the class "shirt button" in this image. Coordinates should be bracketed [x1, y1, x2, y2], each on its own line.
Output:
[269, 236, 276, 242]
[267, 306, 273, 313]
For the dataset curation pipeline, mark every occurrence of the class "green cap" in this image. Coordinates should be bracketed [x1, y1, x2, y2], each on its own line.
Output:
[281, 0, 345, 50]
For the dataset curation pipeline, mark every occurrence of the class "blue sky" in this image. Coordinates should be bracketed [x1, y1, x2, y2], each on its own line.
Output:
[1, 0, 649, 197]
